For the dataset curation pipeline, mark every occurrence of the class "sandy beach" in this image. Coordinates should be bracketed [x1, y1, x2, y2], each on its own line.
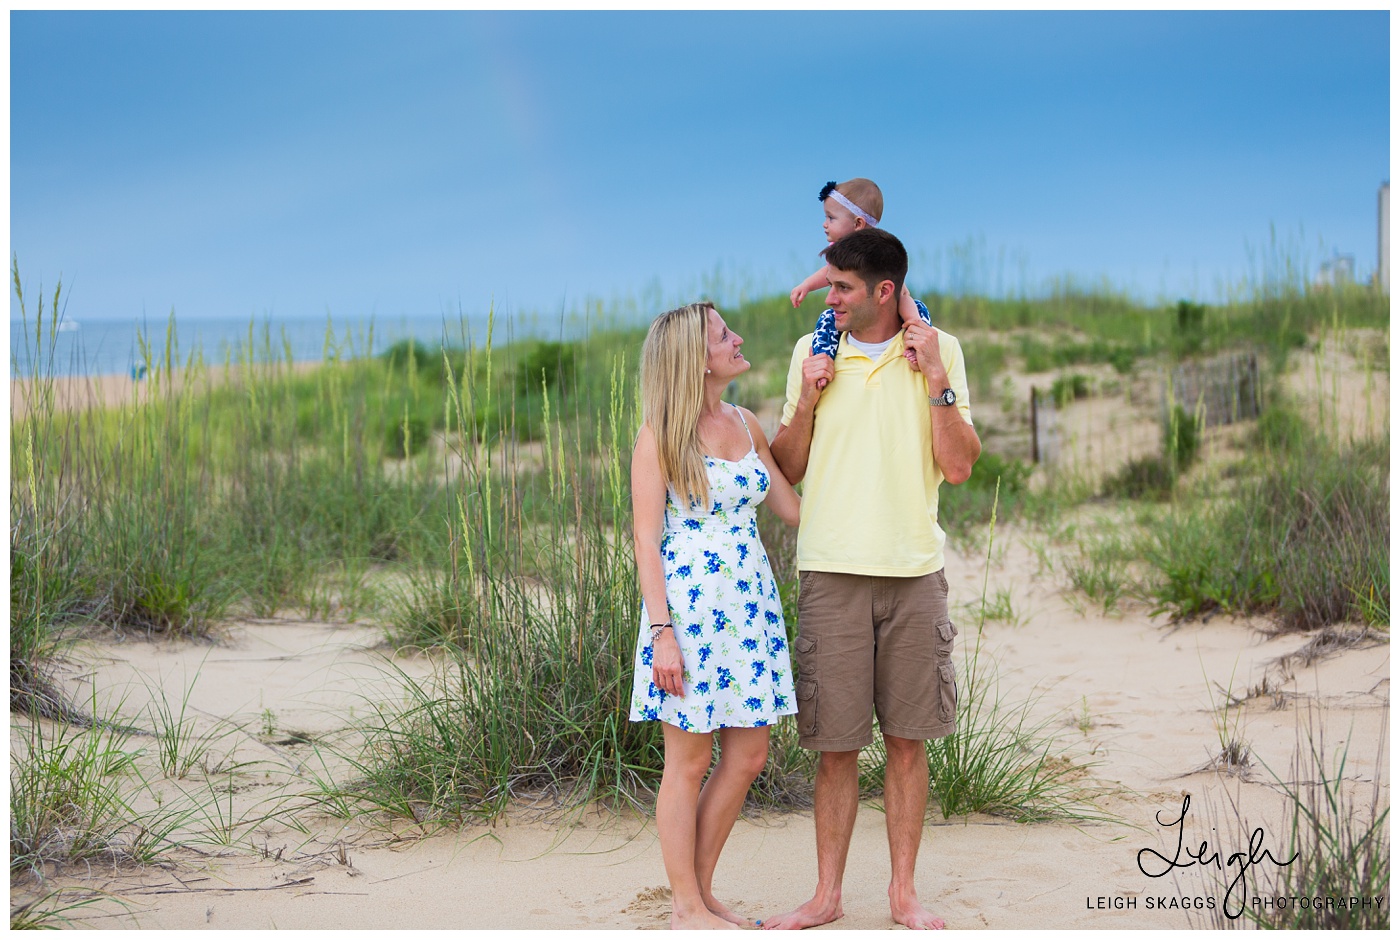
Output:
[11, 526, 1388, 930]
[9, 361, 323, 421]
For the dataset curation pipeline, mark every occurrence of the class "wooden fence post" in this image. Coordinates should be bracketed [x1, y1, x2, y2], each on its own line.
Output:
[1030, 386, 1039, 464]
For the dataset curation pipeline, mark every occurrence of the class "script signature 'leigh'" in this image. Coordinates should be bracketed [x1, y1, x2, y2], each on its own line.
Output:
[1136, 794, 1298, 919]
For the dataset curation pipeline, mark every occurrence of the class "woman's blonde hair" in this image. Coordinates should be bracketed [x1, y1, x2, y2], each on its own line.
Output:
[640, 302, 713, 509]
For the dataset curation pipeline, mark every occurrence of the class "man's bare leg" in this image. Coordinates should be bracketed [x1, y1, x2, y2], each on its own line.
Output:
[694, 727, 770, 925]
[762, 749, 859, 930]
[883, 734, 944, 929]
[658, 723, 741, 930]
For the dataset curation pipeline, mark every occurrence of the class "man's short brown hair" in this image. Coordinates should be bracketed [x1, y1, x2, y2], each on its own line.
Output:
[823, 228, 908, 299]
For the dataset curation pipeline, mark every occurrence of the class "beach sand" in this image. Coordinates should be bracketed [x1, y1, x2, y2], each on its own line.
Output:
[10, 361, 322, 421]
[11, 531, 1387, 930]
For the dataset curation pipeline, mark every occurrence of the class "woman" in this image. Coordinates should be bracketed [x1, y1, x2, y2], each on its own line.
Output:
[630, 302, 801, 930]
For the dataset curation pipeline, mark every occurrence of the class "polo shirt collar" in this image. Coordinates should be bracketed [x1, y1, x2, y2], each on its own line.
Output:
[838, 327, 908, 371]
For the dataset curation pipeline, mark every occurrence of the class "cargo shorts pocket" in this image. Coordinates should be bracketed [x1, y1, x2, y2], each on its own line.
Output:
[796, 678, 818, 738]
[937, 662, 957, 724]
[794, 635, 818, 736]
[794, 635, 817, 671]
[934, 619, 957, 657]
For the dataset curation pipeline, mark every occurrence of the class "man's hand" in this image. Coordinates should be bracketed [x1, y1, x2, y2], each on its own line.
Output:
[771, 352, 831, 484]
[802, 352, 836, 393]
[903, 322, 946, 383]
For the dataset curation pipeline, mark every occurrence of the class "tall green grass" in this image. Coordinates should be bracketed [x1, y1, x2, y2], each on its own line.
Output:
[1191, 710, 1389, 929]
[9, 716, 136, 874]
[10, 272, 104, 722]
[11, 288, 232, 645]
[347, 360, 675, 819]
[1142, 415, 1388, 630]
[8, 704, 191, 876]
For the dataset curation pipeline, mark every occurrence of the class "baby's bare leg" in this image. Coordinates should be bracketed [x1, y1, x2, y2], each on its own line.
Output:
[899, 289, 929, 368]
[898, 286, 923, 326]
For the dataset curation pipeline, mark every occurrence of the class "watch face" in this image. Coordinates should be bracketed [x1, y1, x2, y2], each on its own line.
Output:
[942, 388, 956, 405]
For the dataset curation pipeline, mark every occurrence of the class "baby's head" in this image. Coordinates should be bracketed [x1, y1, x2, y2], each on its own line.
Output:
[819, 178, 884, 243]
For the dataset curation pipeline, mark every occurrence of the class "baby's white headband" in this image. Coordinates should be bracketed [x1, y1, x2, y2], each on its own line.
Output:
[820, 181, 879, 228]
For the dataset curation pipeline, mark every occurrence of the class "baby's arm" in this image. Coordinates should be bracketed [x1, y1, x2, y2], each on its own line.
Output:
[790, 266, 831, 308]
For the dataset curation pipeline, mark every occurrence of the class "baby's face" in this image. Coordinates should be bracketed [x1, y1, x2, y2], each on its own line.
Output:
[822, 197, 860, 243]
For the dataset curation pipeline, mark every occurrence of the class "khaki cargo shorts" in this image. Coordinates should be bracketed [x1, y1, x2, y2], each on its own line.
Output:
[793, 569, 957, 751]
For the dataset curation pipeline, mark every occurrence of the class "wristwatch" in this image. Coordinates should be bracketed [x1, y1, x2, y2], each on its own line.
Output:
[929, 388, 956, 407]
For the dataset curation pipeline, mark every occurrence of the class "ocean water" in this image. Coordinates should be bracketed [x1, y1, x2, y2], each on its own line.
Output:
[9, 311, 591, 378]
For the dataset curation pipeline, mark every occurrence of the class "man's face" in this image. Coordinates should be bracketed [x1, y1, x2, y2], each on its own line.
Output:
[825, 266, 881, 334]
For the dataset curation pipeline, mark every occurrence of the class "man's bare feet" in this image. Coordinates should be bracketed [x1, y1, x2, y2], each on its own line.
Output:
[671, 908, 741, 930]
[703, 896, 750, 927]
[760, 897, 843, 930]
[890, 889, 945, 930]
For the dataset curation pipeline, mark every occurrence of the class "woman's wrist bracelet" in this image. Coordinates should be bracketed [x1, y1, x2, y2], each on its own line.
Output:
[649, 622, 673, 642]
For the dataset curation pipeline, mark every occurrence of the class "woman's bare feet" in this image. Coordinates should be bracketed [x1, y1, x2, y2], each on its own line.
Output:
[671, 908, 742, 930]
[760, 897, 843, 930]
[703, 896, 750, 927]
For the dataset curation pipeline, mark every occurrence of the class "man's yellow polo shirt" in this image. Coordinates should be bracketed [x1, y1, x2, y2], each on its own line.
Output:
[780, 327, 973, 577]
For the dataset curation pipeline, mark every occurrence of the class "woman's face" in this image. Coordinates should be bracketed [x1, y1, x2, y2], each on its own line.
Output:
[705, 308, 749, 380]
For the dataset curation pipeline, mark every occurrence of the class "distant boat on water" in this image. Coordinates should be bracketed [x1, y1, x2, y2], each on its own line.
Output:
[55, 319, 79, 332]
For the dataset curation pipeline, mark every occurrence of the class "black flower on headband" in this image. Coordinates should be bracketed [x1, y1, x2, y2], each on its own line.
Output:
[818, 181, 837, 201]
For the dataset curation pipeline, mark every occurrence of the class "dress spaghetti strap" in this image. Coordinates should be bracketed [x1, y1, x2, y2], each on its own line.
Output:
[732, 403, 756, 451]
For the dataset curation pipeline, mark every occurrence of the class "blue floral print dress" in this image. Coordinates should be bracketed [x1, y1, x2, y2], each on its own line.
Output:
[630, 407, 796, 733]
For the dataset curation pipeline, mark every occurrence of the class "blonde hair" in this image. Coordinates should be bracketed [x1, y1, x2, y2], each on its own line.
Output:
[838, 177, 884, 223]
[640, 302, 714, 509]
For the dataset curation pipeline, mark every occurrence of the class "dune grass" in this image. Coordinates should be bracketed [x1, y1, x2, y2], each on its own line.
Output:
[10, 889, 128, 930]
[1190, 709, 1389, 929]
[8, 689, 212, 877]
[1245, 732, 1390, 928]
[1140, 409, 1388, 630]
[347, 367, 674, 820]
[9, 713, 138, 875]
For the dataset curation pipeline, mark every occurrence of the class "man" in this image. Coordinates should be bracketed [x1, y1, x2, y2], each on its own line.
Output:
[764, 228, 980, 931]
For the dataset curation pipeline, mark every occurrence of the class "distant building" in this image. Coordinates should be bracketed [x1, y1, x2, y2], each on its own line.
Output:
[1379, 181, 1390, 294]
[1314, 253, 1355, 290]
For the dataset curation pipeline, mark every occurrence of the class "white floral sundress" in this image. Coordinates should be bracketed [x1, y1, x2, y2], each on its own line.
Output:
[629, 407, 796, 733]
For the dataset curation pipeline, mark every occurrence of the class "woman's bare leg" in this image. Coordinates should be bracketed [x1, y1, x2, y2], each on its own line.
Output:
[658, 722, 740, 930]
[694, 726, 770, 925]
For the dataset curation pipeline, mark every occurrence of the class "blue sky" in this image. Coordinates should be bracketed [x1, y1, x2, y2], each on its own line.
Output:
[9, 10, 1391, 325]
